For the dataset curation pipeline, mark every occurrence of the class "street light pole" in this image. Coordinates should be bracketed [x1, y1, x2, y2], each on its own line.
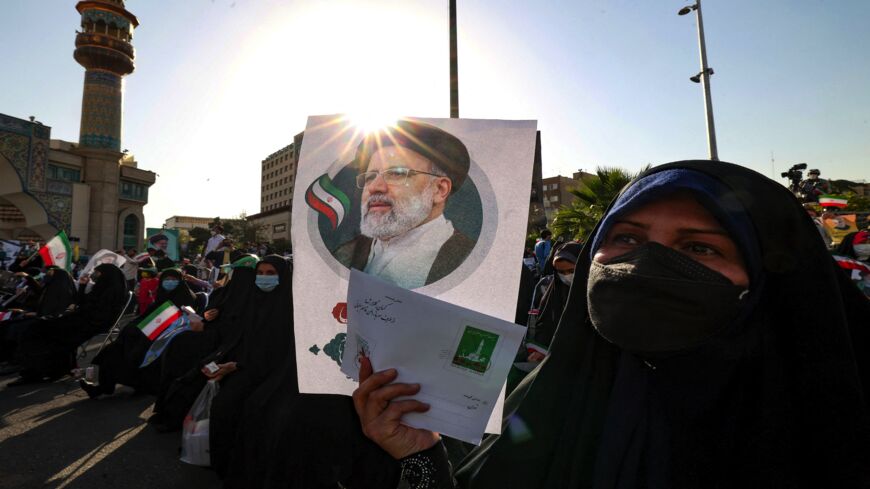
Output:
[680, 0, 718, 160]
[695, 0, 718, 160]
[449, 0, 459, 118]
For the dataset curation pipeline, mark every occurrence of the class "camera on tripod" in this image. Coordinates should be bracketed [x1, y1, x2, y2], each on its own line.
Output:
[781, 163, 807, 194]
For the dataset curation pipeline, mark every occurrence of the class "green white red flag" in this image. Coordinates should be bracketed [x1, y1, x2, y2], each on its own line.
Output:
[305, 171, 350, 231]
[137, 301, 182, 341]
[819, 195, 848, 208]
[38, 230, 72, 271]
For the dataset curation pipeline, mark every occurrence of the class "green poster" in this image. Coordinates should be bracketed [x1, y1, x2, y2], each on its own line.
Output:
[146, 228, 180, 261]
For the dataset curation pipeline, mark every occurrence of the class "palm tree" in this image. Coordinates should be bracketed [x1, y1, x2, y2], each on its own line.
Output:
[552, 165, 650, 241]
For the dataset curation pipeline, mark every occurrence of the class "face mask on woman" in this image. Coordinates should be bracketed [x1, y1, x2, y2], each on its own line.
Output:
[255, 275, 279, 292]
[557, 272, 573, 286]
[587, 242, 748, 355]
[162, 279, 180, 291]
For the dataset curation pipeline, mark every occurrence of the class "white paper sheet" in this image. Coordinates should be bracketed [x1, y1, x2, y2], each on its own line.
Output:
[342, 270, 526, 445]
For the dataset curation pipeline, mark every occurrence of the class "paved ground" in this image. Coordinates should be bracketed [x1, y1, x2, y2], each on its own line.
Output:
[0, 341, 220, 489]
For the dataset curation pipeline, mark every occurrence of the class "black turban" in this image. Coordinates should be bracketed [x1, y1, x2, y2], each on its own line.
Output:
[355, 119, 470, 194]
[149, 234, 168, 245]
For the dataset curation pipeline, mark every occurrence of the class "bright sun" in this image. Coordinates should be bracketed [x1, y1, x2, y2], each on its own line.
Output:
[348, 112, 400, 134]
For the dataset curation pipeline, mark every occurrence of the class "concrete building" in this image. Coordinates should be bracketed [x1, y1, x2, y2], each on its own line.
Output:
[542, 175, 582, 222]
[164, 215, 213, 231]
[0, 1, 155, 253]
[247, 132, 303, 243]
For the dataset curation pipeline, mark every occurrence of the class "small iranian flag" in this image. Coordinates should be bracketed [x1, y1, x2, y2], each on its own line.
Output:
[0, 311, 15, 322]
[526, 342, 548, 356]
[137, 301, 182, 341]
[38, 230, 72, 271]
[819, 195, 848, 208]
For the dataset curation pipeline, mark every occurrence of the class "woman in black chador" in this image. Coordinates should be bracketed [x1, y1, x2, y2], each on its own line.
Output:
[220, 272, 396, 489]
[204, 255, 294, 478]
[149, 256, 258, 431]
[354, 160, 870, 488]
[0, 267, 77, 364]
[9, 264, 128, 386]
[80, 268, 197, 398]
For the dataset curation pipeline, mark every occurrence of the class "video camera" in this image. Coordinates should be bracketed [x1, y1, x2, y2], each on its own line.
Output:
[781, 163, 807, 195]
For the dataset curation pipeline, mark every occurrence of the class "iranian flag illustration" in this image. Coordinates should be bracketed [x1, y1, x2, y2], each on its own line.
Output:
[38, 230, 72, 271]
[137, 301, 182, 341]
[305, 164, 351, 231]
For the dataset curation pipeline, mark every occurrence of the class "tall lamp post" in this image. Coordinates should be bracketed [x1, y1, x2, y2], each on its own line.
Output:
[449, 0, 459, 118]
[679, 1, 718, 160]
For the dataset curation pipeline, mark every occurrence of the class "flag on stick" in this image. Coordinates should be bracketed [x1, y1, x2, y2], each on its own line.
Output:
[819, 195, 848, 208]
[38, 231, 72, 271]
[137, 301, 182, 340]
[140, 316, 190, 367]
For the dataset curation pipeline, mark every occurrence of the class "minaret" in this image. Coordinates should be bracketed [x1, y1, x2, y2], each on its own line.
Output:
[73, 1, 140, 251]
[74, 0, 138, 151]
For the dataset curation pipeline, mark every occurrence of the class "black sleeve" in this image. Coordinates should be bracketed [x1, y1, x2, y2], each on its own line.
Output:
[399, 441, 457, 489]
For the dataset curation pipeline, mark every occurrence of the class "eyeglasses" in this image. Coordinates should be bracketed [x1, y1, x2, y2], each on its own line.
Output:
[355, 167, 444, 189]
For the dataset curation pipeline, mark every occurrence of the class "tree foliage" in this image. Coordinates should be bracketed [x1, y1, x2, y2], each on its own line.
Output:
[552, 165, 650, 241]
[186, 226, 212, 255]
[844, 192, 870, 213]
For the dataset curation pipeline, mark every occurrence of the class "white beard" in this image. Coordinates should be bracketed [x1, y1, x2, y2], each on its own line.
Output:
[360, 183, 436, 240]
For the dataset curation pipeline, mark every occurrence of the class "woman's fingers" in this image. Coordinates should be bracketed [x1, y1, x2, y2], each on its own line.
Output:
[352, 367, 397, 415]
[380, 399, 431, 422]
[361, 399, 438, 459]
[359, 355, 374, 383]
[369, 382, 421, 407]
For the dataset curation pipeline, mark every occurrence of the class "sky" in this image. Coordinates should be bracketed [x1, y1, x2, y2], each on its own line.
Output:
[1, 0, 868, 229]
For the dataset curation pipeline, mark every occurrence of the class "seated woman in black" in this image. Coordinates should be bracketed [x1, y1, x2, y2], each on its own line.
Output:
[80, 268, 198, 398]
[353, 160, 870, 489]
[0, 267, 77, 373]
[149, 256, 258, 430]
[9, 264, 128, 386]
[205, 255, 292, 478]
[3, 268, 43, 312]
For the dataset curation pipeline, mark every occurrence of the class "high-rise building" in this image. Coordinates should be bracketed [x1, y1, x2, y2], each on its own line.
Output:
[247, 132, 304, 243]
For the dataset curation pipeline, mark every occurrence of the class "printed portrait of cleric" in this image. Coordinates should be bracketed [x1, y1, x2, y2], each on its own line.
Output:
[333, 120, 477, 289]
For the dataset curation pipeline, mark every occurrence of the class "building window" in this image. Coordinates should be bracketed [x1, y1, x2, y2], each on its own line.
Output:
[47, 164, 81, 182]
[123, 214, 139, 249]
[120, 180, 148, 201]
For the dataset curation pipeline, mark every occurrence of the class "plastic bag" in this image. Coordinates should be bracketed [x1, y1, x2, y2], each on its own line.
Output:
[180, 380, 219, 466]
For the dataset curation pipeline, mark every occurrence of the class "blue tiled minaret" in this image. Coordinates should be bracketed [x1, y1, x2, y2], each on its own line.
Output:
[74, 0, 138, 152]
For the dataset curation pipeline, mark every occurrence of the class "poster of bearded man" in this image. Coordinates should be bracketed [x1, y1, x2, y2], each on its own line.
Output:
[292, 116, 536, 410]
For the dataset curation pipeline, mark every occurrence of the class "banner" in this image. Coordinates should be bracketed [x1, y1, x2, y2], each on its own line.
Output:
[822, 214, 857, 245]
[292, 115, 537, 407]
[146, 228, 180, 261]
[80, 249, 128, 277]
[0, 240, 23, 269]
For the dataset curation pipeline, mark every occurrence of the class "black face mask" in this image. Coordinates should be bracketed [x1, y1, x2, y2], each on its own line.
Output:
[587, 242, 749, 355]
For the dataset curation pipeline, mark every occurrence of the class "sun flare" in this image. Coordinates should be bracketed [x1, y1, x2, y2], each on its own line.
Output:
[348, 112, 400, 135]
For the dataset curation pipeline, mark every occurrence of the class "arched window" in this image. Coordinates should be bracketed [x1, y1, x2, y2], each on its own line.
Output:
[123, 214, 139, 249]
